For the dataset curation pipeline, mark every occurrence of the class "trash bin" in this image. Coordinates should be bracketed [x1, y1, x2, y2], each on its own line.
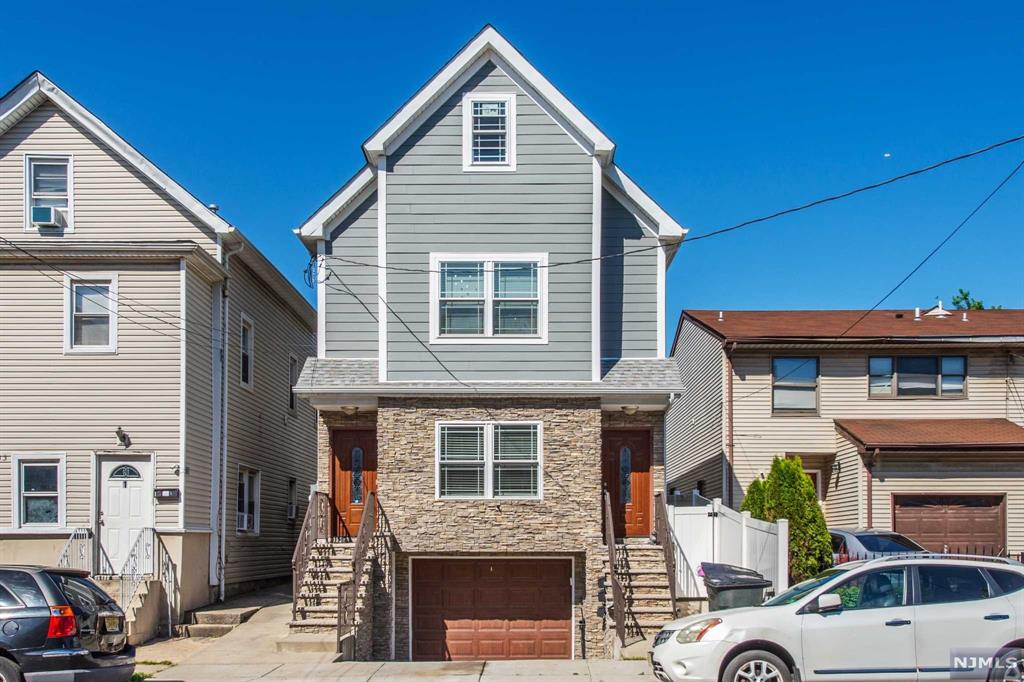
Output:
[700, 562, 772, 611]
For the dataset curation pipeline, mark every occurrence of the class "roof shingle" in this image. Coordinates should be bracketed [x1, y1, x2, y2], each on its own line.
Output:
[835, 418, 1024, 451]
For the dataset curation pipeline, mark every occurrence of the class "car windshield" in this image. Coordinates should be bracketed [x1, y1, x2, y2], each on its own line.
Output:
[857, 533, 924, 553]
[762, 567, 851, 606]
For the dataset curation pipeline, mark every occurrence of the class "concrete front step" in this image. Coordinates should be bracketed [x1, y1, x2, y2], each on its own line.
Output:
[289, 617, 338, 628]
[192, 606, 259, 626]
[183, 623, 236, 638]
[276, 632, 344, 653]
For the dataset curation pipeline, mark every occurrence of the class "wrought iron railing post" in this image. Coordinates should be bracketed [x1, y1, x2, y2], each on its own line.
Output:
[603, 491, 626, 646]
[292, 491, 330, 622]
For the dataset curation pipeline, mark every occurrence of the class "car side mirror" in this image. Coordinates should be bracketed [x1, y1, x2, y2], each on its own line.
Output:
[816, 593, 843, 613]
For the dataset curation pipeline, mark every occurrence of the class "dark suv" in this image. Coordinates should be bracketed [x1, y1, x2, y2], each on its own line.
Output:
[0, 566, 134, 681]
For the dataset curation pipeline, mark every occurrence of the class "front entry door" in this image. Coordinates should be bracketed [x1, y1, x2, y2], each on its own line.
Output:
[98, 457, 152, 574]
[602, 429, 652, 538]
[331, 430, 377, 538]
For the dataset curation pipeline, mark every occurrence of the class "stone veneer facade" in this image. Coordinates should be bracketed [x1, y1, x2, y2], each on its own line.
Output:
[316, 398, 667, 660]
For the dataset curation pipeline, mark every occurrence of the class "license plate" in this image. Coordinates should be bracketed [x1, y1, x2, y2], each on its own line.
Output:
[104, 616, 121, 632]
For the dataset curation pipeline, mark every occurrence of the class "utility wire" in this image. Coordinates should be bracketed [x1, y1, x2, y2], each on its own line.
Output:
[321, 132, 1024, 275]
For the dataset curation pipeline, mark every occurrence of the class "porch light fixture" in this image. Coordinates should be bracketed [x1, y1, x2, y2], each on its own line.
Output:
[621, 405, 640, 416]
[340, 406, 359, 416]
[115, 426, 131, 449]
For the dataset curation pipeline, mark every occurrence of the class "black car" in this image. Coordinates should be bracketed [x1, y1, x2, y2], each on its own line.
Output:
[0, 566, 135, 682]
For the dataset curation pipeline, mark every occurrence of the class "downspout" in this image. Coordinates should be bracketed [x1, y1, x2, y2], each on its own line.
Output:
[217, 239, 245, 601]
[724, 342, 736, 508]
[865, 448, 878, 528]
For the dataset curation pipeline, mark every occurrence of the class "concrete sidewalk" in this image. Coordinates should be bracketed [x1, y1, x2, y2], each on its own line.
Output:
[142, 586, 652, 681]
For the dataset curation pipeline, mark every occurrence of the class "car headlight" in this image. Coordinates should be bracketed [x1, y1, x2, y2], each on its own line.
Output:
[675, 618, 723, 644]
[653, 629, 677, 648]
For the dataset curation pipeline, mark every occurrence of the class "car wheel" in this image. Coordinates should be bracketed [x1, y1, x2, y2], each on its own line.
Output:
[988, 646, 1024, 682]
[721, 650, 791, 682]
[0, 657, 22, 682]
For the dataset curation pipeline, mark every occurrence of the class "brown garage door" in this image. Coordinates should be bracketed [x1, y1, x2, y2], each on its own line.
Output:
[893, 495, 1006, 554]
[411, 558, 572, 661]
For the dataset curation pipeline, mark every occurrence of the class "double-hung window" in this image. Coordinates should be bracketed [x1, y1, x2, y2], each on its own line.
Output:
[462, 93, 516, 170]
[64, 275, 117, 353]
[13, 455, 64, 528]
[25, 155, 73, 230]
[430, 253, 546, 343]
[236, 468, 260, 533]
[240, 313, 255, 389]
[869, 355, 966, 398]
[437, 422, 542, 499]
[771, 357, 819, 413]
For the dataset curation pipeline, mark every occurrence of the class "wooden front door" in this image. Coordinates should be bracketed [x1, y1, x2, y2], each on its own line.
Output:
[330, 429, 377, 538]
[602, 429, 652, 538]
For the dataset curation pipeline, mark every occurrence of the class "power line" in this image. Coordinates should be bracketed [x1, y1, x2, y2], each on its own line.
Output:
[729, 155, 1024, 406]
[0, 234, 319, 356]
[320, 131, 1024, 275]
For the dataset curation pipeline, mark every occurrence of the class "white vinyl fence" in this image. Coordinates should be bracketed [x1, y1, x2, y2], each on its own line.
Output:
[669, 495, 789, 598]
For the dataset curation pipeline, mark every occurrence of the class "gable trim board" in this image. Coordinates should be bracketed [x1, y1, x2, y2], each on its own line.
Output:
[591, 158, 602, 381]
[0, 72, 231, 236]
[363, 26, 613, 166]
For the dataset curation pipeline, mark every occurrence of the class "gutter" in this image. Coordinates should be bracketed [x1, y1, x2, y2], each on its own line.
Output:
[724, 342, 736, 508]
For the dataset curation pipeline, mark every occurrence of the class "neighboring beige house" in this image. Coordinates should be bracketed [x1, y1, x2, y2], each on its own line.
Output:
[666, 307, 1024, 555]
[0, 72, 317, 628]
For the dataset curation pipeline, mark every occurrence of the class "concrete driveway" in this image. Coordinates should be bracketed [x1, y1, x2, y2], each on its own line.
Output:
[140, 587, 653, 682]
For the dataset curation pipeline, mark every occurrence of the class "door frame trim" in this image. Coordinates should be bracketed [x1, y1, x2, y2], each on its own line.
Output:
[91, 451, 156, 573]
[890, 491, 1007, 552]
[407, 555, 576, 662]
[601, 426, 654, 538]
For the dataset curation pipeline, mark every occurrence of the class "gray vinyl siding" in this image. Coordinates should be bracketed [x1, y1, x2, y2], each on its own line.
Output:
[183, 266, 215, 529]
[665, 320, 725, 498]
[223, 258, 316, 587]
[324, 192, 378, 357]
[384, 61, 593, 381]
[0, 261, 183, 529]
[601, 190, 658, 359]
[0, 103, 218, 256]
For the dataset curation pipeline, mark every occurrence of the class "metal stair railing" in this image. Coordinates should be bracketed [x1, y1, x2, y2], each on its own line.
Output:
[118, 527, 156, 609]
[291, 492, 330, 621]
[603, 490, 627, 647]
[56, 528, 95, 573]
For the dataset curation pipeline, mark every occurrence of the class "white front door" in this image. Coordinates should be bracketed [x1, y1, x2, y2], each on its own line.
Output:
[99, 457, 152, 574]
[801, 566, 918, 681]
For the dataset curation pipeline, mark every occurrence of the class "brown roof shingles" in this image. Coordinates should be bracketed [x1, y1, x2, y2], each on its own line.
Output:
[835, 418, 1024, 452]
[684, 309, 1024, 342]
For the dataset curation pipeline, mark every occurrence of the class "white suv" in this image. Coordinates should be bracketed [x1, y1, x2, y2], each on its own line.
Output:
[650, 555, 1024, 682]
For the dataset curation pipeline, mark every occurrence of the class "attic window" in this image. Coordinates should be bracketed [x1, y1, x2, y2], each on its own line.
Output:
[25, 155, 73, 231]
[462, 93, 516, 171]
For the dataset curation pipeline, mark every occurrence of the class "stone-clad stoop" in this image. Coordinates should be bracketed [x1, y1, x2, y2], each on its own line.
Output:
[289, 540, 357, 631]
[604, 542, 678, 645]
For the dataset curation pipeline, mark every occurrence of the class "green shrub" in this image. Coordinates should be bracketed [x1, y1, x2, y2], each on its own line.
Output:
[739, 478, 766, 519]
[745, 456, 832, 583]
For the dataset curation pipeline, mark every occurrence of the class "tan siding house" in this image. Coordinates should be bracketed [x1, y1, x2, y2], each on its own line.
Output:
[0, 73, 316, 626]
[668, 308, 1024, 555]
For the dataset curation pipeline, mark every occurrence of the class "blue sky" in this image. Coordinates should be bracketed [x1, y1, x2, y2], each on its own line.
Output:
[4, 1, 1022, 339]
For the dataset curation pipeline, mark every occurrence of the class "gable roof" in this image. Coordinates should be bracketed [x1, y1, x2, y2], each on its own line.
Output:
[0, 72, 316, 329]
[296, 26, 687, 249]
[678, 309, 1024, 349]
[835, 418, 1024, 452]
[0, 72, 232, 236]
[363, 25, 614, 165]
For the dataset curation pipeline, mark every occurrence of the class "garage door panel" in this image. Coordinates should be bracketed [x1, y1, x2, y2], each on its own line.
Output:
[412, 558, 572, 661]
[894, 495, 1005, 553]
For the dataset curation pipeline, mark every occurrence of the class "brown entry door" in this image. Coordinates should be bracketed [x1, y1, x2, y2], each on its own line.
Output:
[602, 429, 652, 538]
[411, 558, 572, 661]
[331, 430, 377, 538]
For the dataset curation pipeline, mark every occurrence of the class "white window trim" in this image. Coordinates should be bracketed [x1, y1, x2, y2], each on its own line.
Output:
[287, 353, 299, 412]
[434, 421, 544, 500]
[24, 153, 75, 232]
[804, 468, 824, 501]
[239, 312, 255, 391]
[461, 93, 517, 172]
[11, 453, 67, 529]
[235, 466, 261, 535]
[63, 273, 118, 354]
[428, 252, 548, 345]
[287, 477, 298, 521]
